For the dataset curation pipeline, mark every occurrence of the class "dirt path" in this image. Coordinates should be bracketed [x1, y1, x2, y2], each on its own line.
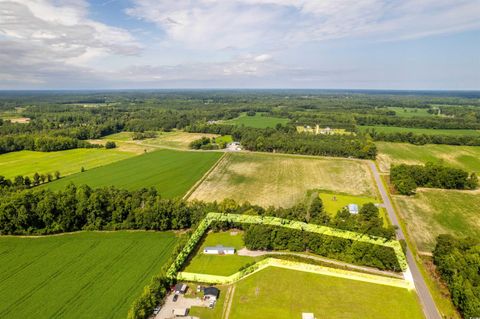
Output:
[221, 285, 236, 319]
[237, 248, 403, 279]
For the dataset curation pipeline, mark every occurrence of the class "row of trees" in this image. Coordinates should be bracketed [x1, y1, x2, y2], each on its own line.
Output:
[0, 135, 98, 154]
[0, 172, 61, 190]
[390, 163, 478, 195]
[187, 123, 377, 159]
[356, 114, 480, 130]
[433, 235, 480, 318]
[364, 129, 480, 146]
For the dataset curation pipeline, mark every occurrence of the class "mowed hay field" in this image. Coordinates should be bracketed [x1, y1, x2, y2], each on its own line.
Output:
[189, 152, 376, 208]
[45, 149, 222, 198]
[229, 267, 424, 319]
[223, 112, 290, 128]
[0, 149, 135, 179]
[376, 142, 480, 173]
[0, 231, 178, 319]
[393, 189, 480, 251]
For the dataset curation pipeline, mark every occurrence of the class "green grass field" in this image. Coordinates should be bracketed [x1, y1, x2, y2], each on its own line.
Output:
[184, 231, 257, 276]
[45, 149, 222, 197]
[360, 125, 480, 136]
[0, 149, 135, 180]
[224, 112, 290, 128]
[385, 107, 434, 118]
[213, 135, 233, 144]
[229, 267, 423, 319]
[319, 192, 378, 215]
[376, 142, 480, 173]
[190, 152, 377, 208]
[393, 189, 480, 251]
[0, 231, 178, 319]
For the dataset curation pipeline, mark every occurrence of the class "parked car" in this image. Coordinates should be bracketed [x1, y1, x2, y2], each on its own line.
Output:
[153, 306, 161, 315]
[173, 294, 179, 302]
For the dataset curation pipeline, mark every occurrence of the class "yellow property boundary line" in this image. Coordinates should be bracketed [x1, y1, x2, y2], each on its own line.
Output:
[178, 258, 413, 290]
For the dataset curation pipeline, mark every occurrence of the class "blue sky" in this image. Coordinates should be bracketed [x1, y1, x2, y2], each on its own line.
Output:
[0, 0, 479, 89]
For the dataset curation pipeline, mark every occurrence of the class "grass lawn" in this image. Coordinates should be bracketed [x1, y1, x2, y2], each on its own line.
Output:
[213, 135, 233, 144]
[385, 107, 434, 118]
[0, 231, 178, 319]
[44, 149, 222, 198]
[393, 189, 480, 251]
[190, 152, 377, 208]
[319, 192, 378, 216]
[184, 231, 257, 276]
[229, 267, 424, 319]
[375, 141, 480, 173]
[189, 286, 227, 319]
[359, 125, 480, 136]
[0, 149, 135, 180]
[224, 112, 290, 129]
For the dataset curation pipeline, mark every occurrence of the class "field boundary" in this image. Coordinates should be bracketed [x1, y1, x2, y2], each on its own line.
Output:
[177, 258, 413, 290]
[166, 212, 408, 280]
[183, 152, 227, 200]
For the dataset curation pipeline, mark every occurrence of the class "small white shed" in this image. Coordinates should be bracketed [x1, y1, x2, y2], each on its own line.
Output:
[203, 245, 235, 255]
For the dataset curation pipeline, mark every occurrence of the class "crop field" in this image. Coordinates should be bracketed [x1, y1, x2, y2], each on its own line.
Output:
[190, 152, 377, 208]
[184, 231, 257, 276]
[375, 142, 480, 173]
[228, 267, 424, 319]
[223, 112, 290, 128]
[359, 125, 480, 136]
[0, 149, 135, 180]
[45, 149, 222, 198]
[393, 189, 480, 251]
[0, 231, 178, 319]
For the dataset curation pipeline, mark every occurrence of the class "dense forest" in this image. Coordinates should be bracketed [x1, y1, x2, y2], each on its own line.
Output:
[433, 235, 480, 318]
[390, 163, 478, 195]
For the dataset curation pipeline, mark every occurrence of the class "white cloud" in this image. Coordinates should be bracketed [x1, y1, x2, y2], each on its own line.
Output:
[127, 0, 480, 49]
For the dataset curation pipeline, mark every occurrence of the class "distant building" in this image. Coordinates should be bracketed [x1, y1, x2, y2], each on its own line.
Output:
[174, 283, 187, 294]
[203, 245, 235, 255]
[203, 287, 220, 300]
[348, 204, 359, 214]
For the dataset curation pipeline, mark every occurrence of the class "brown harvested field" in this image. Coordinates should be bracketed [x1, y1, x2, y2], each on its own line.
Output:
[393, 188, 480, 252]
[189, 152, 377, 208]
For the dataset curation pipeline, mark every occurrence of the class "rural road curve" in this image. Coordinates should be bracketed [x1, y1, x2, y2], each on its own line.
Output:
[369, 162, 441, 319]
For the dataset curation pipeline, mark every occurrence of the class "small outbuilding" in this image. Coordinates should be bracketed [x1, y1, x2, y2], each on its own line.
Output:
[174, 283, 187, 294]
[173, 308, 188, 317]
[348, 204, 359, 214]
[203, 287, 220, 300]
[302, 313, 315, 319]
[203, 245, 235, 255]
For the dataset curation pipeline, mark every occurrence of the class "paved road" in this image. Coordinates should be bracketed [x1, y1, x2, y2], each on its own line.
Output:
[368, 162, 441, 319]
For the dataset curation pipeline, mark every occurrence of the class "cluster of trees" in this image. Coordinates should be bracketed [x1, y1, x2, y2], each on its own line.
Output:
[433, 235, 480, 318]
[105, 141, 116, 149]
[132, 131, 158, 140]
[390, 163, 478, 195]
[187, 124, 377, 159]
[242, 225, 400, 271]
[364, 129, 480, 146]
[356, 114, 480, 130]
[0, 172, 60, 190]
[189, 137, 221, 150]
[0, 135, 98, 154]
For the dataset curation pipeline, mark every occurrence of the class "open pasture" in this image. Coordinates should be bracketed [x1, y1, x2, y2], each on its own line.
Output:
[393, 189, 480, 251]
[359, 125, 480, 136]
[223, 112, 290, 128]
[0, 149, 134, 180]
[189, 152, 377, 208]
[319, 192, 378, 216]
[0, 231, 178, 319]
[184, 231, 257, 276]
[375, 142, 480, 173]
[228, 267, 424, 319]
[45, 149, 222, 198]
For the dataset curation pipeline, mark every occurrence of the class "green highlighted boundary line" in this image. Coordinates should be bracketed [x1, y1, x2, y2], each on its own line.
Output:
[166, 212, 408, 279]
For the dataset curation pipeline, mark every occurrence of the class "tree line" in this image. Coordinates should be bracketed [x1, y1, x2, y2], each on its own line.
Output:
[364, 129, 480, 146]
[390, 163, 478, 195]
[187, 123, 377, 159]
[433, 235, 480, 318]
[0, 134, 98, 154]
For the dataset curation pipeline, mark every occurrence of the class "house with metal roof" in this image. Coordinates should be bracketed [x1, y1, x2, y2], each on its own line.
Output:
[348, 204, 359, 214]
[203, 245, 235, 255]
